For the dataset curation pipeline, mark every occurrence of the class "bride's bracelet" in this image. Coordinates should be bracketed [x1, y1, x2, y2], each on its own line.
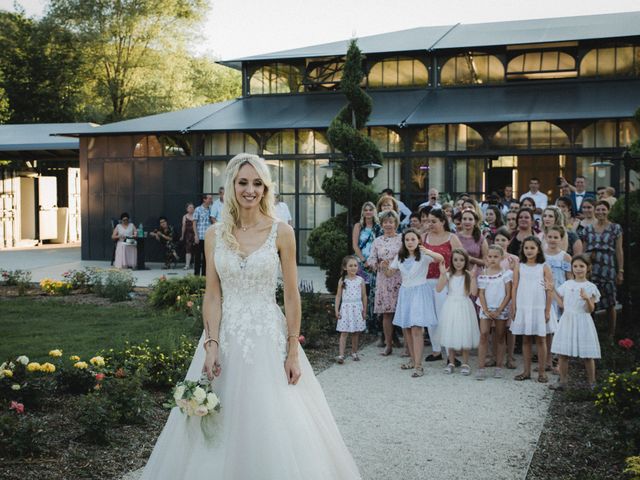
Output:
[287, 334, 300, 341]
[204, 337, 219, 348]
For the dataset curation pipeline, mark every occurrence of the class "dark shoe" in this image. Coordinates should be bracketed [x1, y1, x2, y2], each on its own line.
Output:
[425, 354, 443, 362]
[454, 358, 462, 368]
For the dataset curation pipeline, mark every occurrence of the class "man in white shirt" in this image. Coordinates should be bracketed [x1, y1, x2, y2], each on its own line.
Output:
[519, 177, 547, 213]
[273, 187, 292, 225]
[210, 187, 224, 223]
[418, 188, 442, 210]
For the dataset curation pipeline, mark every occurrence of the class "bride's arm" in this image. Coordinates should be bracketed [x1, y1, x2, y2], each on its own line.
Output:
[202, 226, 222, 380]
[277, 222, 302, 386]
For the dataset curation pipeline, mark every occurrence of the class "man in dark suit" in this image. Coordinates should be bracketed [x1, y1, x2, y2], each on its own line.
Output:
[560, 175, 594, 216]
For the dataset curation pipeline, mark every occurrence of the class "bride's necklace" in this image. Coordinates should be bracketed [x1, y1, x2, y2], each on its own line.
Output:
[238, 220, 261, 232]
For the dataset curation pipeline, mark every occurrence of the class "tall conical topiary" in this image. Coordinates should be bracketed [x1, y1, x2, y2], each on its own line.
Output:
[308, 39, 382, 292]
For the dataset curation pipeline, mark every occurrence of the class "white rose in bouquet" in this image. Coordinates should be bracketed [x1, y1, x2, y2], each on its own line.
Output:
[174, 385, 186, 402]
[206, 392, 220, 410]
[16, 356, 29, 366]
[193, 386, 207, 404]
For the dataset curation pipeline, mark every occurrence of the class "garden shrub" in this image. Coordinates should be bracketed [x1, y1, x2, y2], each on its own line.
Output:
[599, 337, 638, 373]
[0, 359, 56, 409]
[0, 410, 42, 457]
[62, 268, 93, 290]
[101, 336, 196, 390]
[101, 374, 152, 425]
[300, 291, 335, 348]
[55, 364, 97, 395]
[626, 455, 640, 480]
[595, 367, 640, 451]
[76, 392, 117, 444]
[148, 274, 206, 311]
[0, 269, 32, 295]
[93, 268, 136, 302]
[307, 214, 349, 293]
[610, 189, 640, 302]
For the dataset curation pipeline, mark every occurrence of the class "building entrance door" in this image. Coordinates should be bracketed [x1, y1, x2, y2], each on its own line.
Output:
[516, 155, 561, 200]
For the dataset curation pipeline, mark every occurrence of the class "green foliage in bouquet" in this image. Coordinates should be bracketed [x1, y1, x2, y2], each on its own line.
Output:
[307, 39, 382, 293]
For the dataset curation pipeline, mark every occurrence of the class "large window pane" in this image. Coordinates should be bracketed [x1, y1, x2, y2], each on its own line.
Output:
[372, 158, 401, 193]
[619, 120, 640, 147]
[249, 63, 302, 94]
[279, 193, 296, 227]
[204, 133, 227, 155]
[265, 130, 295, 155]
[453, 159, 468, 194]
[368, 57, 428, 88]
[203, 161, 227, 193]
[298, 195, 314, 228]
[428, 125, 446, 151]
[441, 52, 504, 86]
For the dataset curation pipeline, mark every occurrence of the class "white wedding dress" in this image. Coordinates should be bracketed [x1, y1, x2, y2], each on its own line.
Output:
[140, 222, 361, 480]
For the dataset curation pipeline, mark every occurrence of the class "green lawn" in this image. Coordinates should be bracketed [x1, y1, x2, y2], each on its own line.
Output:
[0, 297, 199, 362]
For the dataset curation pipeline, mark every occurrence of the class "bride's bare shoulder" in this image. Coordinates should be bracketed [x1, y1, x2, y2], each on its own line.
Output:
[275, 221, 295, 247]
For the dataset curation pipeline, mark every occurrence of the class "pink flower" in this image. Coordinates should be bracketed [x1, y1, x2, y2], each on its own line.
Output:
[115, 368, 126, 378]
[298, 335, 306, 345]
[10, 401, 25, 414]
[619, 338, 635, 350]
[186, 301, 194, 308]
[95, 373, 106, 382]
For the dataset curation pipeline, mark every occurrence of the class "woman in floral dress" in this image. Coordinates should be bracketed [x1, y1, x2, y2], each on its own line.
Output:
[580, 200, 623, 339]
[352, 201, 382, 333]
[367, 210, 402, 356]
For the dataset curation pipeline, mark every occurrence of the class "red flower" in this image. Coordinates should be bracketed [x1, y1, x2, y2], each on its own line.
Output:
[10, 401, 25, 414]
[95, 373, 106, 381]
[618, 338, 634, 350]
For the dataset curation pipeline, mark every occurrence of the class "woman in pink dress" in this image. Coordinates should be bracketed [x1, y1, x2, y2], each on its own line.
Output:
[367, 210, 402, 356]
[456, 209, 488, 269]
[112, 212, 137, 269]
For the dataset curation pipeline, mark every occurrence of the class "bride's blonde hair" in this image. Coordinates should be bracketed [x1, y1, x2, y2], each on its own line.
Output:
[220, 153, 275, 252]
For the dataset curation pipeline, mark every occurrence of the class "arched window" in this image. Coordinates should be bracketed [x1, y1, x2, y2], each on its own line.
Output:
[363, 127, 403, 152]
[440, 52, 504, 85]
[228, 132, 259, 154]
[249, 63, 302, 94]
[575, 120, 634, 148]
[412, 124, 482, 151]
[298, 130, 331, 154]
[265, 130, 295, 155]
[507, 51, 577, 80]
[306, 58, 344, 91]
[492, 122, 570, 149]
[580, 46, 639, 77]
[368, 56, 428, 88]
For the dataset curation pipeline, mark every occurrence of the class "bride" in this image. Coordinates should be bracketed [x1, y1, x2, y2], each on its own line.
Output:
[139, 154, 361, 479]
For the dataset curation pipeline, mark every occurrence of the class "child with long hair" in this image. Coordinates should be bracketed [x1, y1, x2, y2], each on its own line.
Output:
[549, 255, 601, 390]
[436, 249, 480, 375]
[387, 228, 444, 377]
[494, 227, 519, 369]
[510, 236, 555, 383]
[476, 244, 512, 380]
[334, 255, 367, 363]
[544, 225, 572, 372]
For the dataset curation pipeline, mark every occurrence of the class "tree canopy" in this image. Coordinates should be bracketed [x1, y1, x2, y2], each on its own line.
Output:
[0, 3, 241, 124]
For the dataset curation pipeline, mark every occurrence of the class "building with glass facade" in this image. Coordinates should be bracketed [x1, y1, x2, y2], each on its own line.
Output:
[62, 11, 640, 264]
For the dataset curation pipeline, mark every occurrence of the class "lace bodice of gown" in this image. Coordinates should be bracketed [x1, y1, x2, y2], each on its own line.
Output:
[213, 222, 287, 364]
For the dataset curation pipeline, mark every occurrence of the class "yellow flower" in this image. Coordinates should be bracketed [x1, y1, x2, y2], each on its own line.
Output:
[90, 356, 105, 367]
[27, 362, 42, 372]
[1, 369, 13, 378]
[41, 362, 56, 373]
[49, 349, 63, 358]
[69, 355, 80, 361]
[74, 361, 89, 369]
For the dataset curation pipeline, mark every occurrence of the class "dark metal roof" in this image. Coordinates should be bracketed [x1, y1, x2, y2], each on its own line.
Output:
[0, 123, 97, 151]
[188, 90, 428, 131]
[222, 11, 640, 65]
[404, 79, 640, 125]
[58, 101, 235, 137]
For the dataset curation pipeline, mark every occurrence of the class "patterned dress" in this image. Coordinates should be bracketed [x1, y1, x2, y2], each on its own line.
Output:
[581, 222, 622, 309]
[337, 276, 366, 333]
[368, 234, 402, 314]
[183, 216, 195, 254]
[355, 223, 382, 331]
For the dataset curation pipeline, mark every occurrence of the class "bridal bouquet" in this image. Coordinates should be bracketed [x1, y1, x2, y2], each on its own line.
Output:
[165, 376, 221, 417]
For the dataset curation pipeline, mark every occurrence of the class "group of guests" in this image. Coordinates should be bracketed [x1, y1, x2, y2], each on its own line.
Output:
[111, 186, 294, 274]
[334, 179, 623, 387]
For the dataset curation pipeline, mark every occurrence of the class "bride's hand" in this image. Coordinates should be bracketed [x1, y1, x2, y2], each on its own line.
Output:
[203, 346, 221, 381]
[284, 355, 301, 385]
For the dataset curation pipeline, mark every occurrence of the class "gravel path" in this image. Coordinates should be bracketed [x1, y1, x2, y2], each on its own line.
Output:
[123, 344, 552, 480]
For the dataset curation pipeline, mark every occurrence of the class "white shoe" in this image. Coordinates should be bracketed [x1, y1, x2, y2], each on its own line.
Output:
[444, 363, 454, 374]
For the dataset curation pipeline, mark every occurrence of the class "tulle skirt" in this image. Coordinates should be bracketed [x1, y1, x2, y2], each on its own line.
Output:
[436, 296, 480, 350]
[392, 283, 437, 329]
[551, 312, 601, 358]
[139, 332, 361, 480]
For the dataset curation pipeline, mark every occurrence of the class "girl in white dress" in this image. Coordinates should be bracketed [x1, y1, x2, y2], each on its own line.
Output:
[436, 249, 480, 375]
[387, 228, 444, 378]
[139, 154, 361, 480]
[334, 255, 367, 363]
[550, 254, 601, 390]
[510, 236, 555, 383]
[544, 225, 572, 373]
[494, 227, 519, 369]
[476, 244, 512, 380]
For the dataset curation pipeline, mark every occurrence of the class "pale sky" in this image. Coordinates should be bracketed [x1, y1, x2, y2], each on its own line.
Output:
[2, 0, 639, 60]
